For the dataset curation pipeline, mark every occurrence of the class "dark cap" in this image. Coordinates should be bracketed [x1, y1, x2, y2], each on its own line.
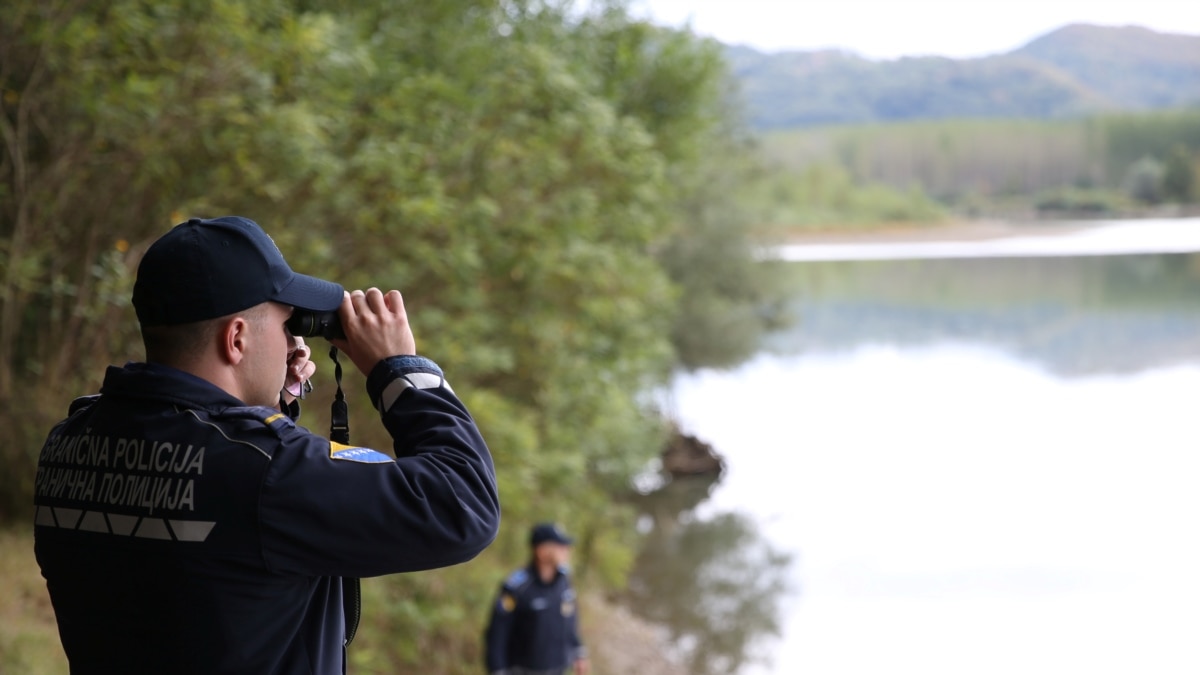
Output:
[133, 216, 343, 326]
[530, 522, 573, 547]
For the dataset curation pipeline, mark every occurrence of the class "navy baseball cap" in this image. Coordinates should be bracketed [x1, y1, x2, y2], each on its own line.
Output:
[133, 216, 344, 326]
[530, 523, 573, 547]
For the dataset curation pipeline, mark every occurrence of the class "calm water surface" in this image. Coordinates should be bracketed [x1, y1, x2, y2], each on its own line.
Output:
[647, 220, 1200, 674]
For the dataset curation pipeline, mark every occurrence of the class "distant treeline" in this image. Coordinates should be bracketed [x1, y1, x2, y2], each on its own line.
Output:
[756, 109, 1200, 226]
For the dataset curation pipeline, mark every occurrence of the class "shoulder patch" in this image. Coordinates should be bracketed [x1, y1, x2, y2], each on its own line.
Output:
[499, 592, 517, 613]
[504, 568, 530, 590]
[329, 441, 394, 464]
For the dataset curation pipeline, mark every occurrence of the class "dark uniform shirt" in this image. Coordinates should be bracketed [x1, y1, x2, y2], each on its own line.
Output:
[33, 355, 499, 675]
[485, 564, 586, 674]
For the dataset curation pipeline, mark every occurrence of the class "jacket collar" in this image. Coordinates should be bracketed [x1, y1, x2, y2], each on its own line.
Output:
[101, 361, 247, 412]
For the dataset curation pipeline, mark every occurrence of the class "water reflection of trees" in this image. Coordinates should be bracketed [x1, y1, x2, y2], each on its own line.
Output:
[771, 253, 1200, 376]
[627, 474, 792, 675]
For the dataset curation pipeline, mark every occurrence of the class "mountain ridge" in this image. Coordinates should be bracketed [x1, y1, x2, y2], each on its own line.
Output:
[727, 24, 1200, 130]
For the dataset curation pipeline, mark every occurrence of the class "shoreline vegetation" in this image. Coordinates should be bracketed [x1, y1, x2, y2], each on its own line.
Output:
[1, 4, 786, 672]
[753, 111, 1200, 239]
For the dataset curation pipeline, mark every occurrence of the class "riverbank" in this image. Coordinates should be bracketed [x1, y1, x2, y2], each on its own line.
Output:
[778, 207, 1200, 246]
[773, 216, 1200, 261]
[581, 592, 688, 675]
[780, 218, 1094, 245]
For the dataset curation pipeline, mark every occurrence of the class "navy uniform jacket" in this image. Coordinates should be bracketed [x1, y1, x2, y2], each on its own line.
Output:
[484, 564, 586, 673]
[33, 355, 499, 675]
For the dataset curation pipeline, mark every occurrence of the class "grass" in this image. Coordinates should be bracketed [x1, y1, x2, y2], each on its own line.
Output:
[0, 526, 68, 674]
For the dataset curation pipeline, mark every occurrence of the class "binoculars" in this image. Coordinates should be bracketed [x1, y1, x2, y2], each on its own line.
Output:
[286, 310, 343, 340]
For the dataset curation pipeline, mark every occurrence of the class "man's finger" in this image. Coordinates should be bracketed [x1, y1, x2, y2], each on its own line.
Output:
[363, 287, 387, 313]
[384, 289, 405, 313]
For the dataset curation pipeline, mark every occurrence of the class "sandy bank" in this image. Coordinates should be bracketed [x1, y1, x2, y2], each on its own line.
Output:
[779, 219, 1093, 246]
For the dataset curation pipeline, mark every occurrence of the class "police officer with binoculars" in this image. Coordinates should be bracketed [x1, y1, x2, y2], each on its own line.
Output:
[34, 216, 500, 674]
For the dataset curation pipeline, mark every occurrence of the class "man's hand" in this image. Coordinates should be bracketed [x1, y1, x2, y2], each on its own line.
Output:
[281, 336, 316, 404]
[331, 288, 417, 376]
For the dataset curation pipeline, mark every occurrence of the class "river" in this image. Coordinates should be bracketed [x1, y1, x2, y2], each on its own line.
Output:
[645, 218, 1200, 674]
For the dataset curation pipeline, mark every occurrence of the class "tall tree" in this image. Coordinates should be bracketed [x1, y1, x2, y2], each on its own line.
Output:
[2, 1, 784, 669]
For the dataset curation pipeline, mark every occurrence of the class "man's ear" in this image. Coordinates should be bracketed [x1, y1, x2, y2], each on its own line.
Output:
[220, 316, 251, 365]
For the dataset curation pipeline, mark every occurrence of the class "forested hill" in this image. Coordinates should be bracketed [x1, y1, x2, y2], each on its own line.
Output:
[729, 24, 1200, 130]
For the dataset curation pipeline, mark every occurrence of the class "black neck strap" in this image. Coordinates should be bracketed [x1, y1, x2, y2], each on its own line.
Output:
[329, 346, 350, 444]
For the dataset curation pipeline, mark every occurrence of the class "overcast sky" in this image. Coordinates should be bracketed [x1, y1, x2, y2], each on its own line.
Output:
[627, 0, 1200, 59]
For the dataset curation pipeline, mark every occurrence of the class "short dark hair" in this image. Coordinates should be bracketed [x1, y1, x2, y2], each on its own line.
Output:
[141, 304, 269, 366]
